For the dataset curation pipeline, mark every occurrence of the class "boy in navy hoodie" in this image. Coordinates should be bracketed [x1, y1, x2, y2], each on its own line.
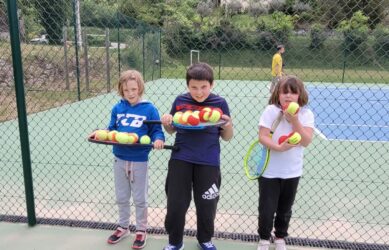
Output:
[106, 69, 165, 249]
[161, 63, 233, 250]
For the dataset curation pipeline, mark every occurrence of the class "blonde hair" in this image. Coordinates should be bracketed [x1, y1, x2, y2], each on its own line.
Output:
[269, 75, 309, 107]
[117, 69, 145, 97]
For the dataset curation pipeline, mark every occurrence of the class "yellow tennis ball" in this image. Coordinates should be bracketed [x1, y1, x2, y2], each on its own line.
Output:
[288, 132, 302, 145]
[116, 132, 129, 144]
[173, 112, 183, 124]
[140, 135, 151, 144]
[208, 109, 222, 123]
[95, 130, 108, 140]
[286, 102, 300, 115]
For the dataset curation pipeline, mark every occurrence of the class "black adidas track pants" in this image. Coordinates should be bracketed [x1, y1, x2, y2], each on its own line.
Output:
[164, 159, 221, 245]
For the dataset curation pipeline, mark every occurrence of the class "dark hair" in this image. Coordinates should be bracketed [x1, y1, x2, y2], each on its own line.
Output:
[186, 62, 214, 86]
[276, 44, 284, 51]
[269, 75, 309, 107]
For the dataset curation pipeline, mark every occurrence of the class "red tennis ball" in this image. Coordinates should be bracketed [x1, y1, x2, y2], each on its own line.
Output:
[199, 107, 212, 122]
[187, 113, 200, 126]
[278, 135, 289, 144]
[181, 110, 193, 124]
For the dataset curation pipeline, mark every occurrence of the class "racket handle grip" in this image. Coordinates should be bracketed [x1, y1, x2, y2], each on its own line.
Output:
[143, 120, 162, 124]
[163, 145, 179, 151]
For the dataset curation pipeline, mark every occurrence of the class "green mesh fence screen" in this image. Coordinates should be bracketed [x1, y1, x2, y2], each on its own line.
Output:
[1, 1, 388, 249]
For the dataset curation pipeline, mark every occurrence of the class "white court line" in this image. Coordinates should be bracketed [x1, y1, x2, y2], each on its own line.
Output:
[314, 128, 327, 140]
[318, 123, 389, 128]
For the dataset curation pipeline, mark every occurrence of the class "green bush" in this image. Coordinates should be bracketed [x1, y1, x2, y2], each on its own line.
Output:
[373, 25, 389, 59]
[309, 23, 326, 49]
[337, 11, 369, 53]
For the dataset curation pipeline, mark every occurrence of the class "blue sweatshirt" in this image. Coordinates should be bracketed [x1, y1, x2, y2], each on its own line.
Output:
[108, 99, 165, 162]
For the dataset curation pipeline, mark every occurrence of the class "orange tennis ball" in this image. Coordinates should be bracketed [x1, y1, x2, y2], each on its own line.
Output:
[173, 112, 183, 124]
[95, 130, 108, 140]
[107, 130, 118, 141]
[128, 133, 138, 144]
[288, 132, 302, 144]
[208, 108, 222, 123]
[285, 102, 300, 115]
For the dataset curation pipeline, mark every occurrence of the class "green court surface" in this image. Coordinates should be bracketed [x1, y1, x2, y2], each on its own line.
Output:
[0, 222, 340, 250]
[1, 79, 388, 246]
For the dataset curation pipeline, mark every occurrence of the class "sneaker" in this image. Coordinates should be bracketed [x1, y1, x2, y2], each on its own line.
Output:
[132, 231, 147, 249]
[162, 242, 184, 250]
[107, 226, 129, 244]
[198, 241, 217, 250]
[274, 238, 287, 250]
[257, 239, 270, 250]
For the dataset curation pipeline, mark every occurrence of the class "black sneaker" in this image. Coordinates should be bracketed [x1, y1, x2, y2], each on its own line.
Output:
[132, 231, 147, 249]
[107, 226, 129, 244]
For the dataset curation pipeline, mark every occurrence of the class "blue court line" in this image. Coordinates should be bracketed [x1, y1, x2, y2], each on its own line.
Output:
[307, 85, 389, 142]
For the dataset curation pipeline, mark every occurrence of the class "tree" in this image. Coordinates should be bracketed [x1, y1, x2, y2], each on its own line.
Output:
[33, 0, 70, 44]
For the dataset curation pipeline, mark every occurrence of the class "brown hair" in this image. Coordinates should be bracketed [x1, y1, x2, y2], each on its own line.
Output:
[269, 75, 309, 107]
[117, 69, 145, 97]
[186, 62, 214, 86]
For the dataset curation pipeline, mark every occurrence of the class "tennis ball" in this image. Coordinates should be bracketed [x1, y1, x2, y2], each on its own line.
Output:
[208, 109, 222, 123]
[199, 107, 212, 122]
[187, 112, 200, 126]
[285, 102, 300, 115]
[288, 132, 302, 145]
[128, 133, 138, 144]
[107, 130, 117, 141]
[173, 112, 183, 124]
[278, 135, 289, 144]
[95, 130, 108, 140]
[116, 132, 129, 144]
[181, 110, 193, 124]
[140, 135, 151, 144]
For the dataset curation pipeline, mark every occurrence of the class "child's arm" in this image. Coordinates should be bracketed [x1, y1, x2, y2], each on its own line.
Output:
[220, 114, 233, 141]
[259, 126, 296, 152]
[161, 114, 176, 135]
[284, 112, 314, 147]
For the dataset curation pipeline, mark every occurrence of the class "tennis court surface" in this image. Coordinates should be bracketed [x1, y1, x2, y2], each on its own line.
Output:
[1, 222, 341, 250]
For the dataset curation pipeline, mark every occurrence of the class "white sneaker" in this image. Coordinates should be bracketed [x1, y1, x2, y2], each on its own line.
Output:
[257, 239, 270, 250]
[274, 238, 287, 250]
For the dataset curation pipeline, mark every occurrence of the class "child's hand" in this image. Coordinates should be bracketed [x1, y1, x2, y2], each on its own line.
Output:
[221, 114, 232, 129]
[283, 111, 298, 124]
[161, 114, 173, 126]
[277, 140, 299, 152]
[153, 139, 164, 150]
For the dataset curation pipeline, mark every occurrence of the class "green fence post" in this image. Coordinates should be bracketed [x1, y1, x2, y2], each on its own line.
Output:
[142, 32, 145, 77]
[72, 0, 81, 101]
[6, 0, 36, 226]
[159, 27, 162, 78]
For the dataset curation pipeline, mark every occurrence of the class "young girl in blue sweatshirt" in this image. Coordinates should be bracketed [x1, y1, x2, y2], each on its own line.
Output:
[106, 69, 165, 249]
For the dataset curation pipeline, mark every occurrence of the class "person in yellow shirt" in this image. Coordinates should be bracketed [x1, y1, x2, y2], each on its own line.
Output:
[270, 44, 285, 93]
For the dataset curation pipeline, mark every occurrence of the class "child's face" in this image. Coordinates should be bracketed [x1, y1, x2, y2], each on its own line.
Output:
[122, 80, 141, 105]
[187, 79, 213, 103]
[279, 87, 299, 107]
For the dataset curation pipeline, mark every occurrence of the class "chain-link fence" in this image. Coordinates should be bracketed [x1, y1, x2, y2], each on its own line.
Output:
[1, 0, 388, 249]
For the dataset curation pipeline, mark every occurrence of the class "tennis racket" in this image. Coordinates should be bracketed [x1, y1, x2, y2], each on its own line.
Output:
[243, 112, 283, 180]
[88, 137, 179, 151]
[144, 119, 227, 130]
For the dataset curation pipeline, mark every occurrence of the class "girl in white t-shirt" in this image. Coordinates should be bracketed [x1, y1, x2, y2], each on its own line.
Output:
[257, 76, 315, 250]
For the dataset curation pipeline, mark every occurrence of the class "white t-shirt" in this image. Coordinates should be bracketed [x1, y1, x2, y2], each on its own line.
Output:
[259, 104, 315, 178]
